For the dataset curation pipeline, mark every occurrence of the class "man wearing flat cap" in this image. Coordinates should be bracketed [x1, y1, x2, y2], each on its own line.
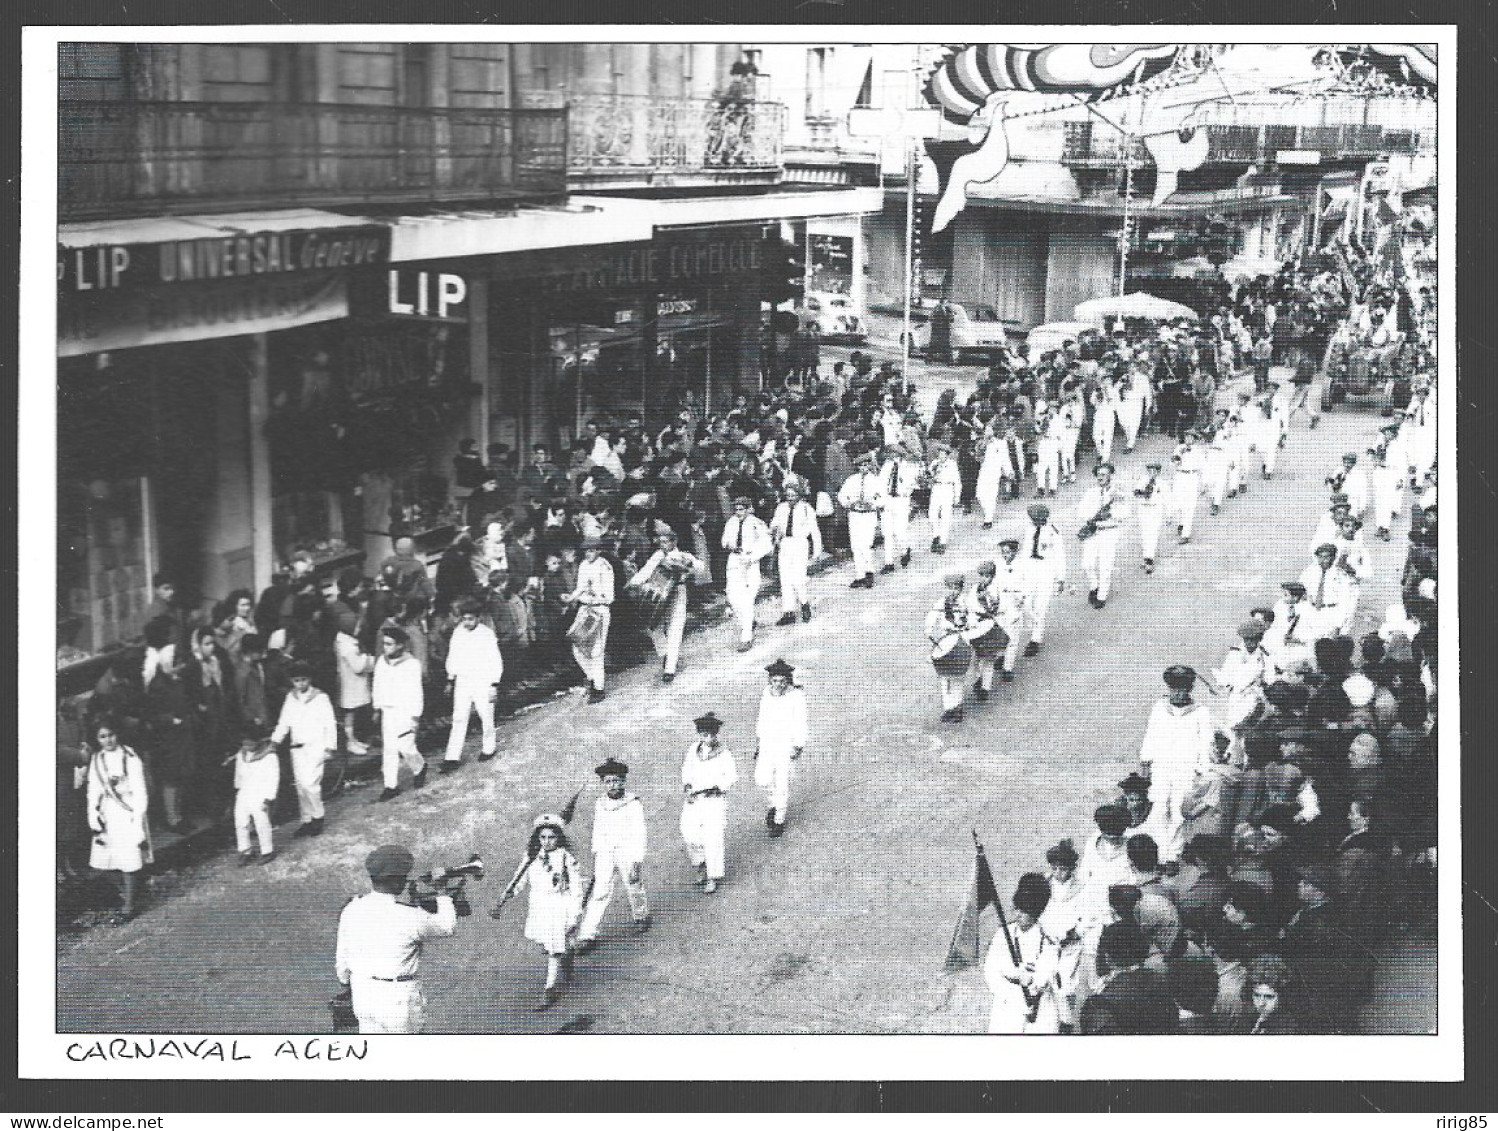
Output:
[370, 625, 427, 802]
[837, 449, 886, 589]
[1021, 503, 1066, 655]
[1137, 665, 1216, 865]
[680, 711, 739, 893]
[574, 757, 649, 952]
[755, 659, 808, 837]
[335, 844, 457, 1033]
[721, 495, 773, 652]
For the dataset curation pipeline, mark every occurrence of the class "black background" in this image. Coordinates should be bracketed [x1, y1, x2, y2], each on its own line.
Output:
[12, 0, 1495, 1113]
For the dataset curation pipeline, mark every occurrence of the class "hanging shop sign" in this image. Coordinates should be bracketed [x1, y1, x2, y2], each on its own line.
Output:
[58, 272, 349, 358]
[384, 268, 469, 322]
[58, 225, 392, 293]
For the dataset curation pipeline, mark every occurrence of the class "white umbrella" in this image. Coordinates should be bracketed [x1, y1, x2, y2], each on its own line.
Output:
[1218, 255, 1283, 284]
[1072, 292, 1200, 327]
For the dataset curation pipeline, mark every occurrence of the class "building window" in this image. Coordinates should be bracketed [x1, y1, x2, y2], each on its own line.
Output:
[806, 47, 831, 121]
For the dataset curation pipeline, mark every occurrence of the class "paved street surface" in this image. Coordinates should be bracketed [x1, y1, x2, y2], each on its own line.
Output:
[55, 383, 1426, 1035]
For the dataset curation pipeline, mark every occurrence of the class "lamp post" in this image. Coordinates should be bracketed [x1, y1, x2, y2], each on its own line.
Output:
[847, 49, 941, 394]
[901, 138, 917, 393]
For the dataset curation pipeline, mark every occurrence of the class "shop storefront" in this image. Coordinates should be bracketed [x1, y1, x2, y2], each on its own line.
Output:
[262, 300, 477, 574]
[55, 216, 392, 673]
[485, 224, 770, 454]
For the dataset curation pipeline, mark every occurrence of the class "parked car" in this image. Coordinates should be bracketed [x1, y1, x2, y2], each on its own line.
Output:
[945, 303, 1012, 364]
[799, 292, 868, 344]
[1023, 320, 1097, 361]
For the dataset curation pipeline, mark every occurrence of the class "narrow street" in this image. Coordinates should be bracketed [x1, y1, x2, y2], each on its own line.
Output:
[55, 388, 1420, 1035]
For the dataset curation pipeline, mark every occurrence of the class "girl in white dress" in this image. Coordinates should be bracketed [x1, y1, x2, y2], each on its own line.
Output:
[86, 721, 153, 923]
[495, 812, 587, 1010]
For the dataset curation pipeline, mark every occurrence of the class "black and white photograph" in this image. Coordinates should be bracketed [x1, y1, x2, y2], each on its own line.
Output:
[21, 26, 1461, 1085]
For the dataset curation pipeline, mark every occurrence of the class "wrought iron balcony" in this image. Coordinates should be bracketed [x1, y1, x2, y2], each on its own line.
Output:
[58, 100, 569, 220]
[1060, 123, 1150, 167]
[1061, 113, 1430, 169]
[565, 93, 786, 183]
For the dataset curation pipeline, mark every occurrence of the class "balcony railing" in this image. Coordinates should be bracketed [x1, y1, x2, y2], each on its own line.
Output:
[59, 101, 569, 220]
[1062, 113, 1431, 169]
[566, 93, 785, 179]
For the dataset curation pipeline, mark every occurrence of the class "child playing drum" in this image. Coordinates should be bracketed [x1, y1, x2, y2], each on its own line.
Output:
[927, 573, 974, 723]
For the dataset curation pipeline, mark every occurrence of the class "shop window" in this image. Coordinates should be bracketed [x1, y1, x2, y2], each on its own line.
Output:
[367, 461, 461, 548]
[57, 476, 153, 665]
[272, 485, 362, 571]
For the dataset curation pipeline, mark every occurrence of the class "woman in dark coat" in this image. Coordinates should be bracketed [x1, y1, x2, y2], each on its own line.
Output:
[433, 534, 481, 618]
[184, 625, 238, 819]
[145, 643, 200, 831]
[1335, 796, 1393, 946]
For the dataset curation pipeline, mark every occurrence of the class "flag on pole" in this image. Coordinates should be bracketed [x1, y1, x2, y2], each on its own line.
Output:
[943, 835, 1002, 972]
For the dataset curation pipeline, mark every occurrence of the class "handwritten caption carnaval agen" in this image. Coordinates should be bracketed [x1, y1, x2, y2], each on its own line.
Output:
[65, 1038, 369, 1063]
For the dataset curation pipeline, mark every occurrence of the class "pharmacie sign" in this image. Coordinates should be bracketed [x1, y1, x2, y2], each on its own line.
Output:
[59, 225, 392, 292]
[524, 234, 765, 297]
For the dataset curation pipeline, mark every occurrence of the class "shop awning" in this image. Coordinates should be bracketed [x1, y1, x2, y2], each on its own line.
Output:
[387, 199, 656, 263]
[607, 186, 887, 229]
[58, 208, 385, 250]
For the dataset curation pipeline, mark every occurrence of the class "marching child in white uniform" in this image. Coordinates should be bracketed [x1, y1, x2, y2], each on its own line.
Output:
[574, 758, 649, 951]
[878, 444, 921, 571]
[231, 725, 280, 865]
[755, 659, 808, 836]
[1170, 431, 1206, 543]
[926, 442, 963, 554]
[680, 711, 738, 893]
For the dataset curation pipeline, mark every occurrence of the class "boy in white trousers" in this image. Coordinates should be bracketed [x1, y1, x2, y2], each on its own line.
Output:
[926, 442, 963, 553]
[270, 660, 338, 837]
[838, 450, 886, 589]
[574, 757, 650, 950]
[443, 597, 504, 769]
[371, 625, 427, 801]
[1033, 403, 1064, 498]
[1171, 431, 1206, 543]
[232, 725, 281, 865]
[680, 711, 738, 894]
[755, 659, 808, 836]
[878, 444, 921, 571]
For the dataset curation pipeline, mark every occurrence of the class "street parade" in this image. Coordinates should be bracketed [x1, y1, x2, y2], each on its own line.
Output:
[47, 38, 1443, 1040]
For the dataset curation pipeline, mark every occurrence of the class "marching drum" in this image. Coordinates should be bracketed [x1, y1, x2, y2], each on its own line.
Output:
[965, 616, 1008, 660]
[629, 551, 694, 627]
[930, 632, 974, 677]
